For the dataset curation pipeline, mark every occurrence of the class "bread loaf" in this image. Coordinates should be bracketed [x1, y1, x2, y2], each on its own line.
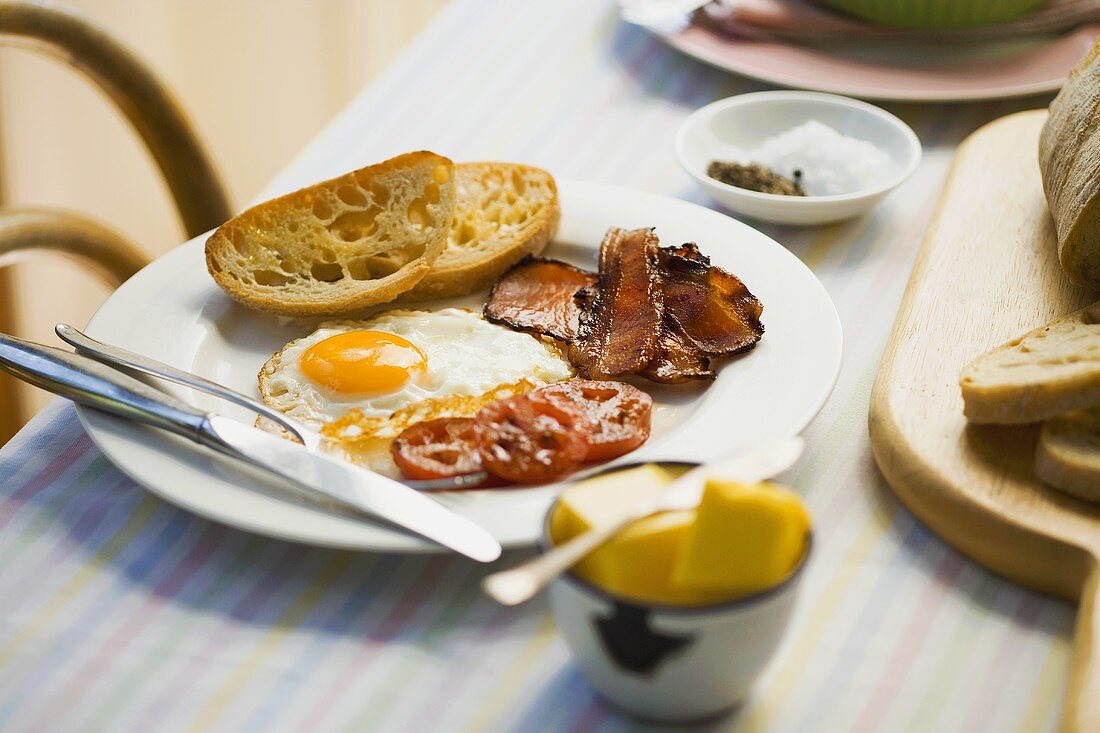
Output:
[401, 162, 559, 301]
[206, 151, 456, 317]
[1038, 39, 1100, 289]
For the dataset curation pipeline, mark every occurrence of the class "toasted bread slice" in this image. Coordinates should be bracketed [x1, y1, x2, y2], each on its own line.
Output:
[206, 151, 456, 316]
[1036, 409, 1100, 502]
[960, 302, 1100, 424]
[401, 162, 559, 301]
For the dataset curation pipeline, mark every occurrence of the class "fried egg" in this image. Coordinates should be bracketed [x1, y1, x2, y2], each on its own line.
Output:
[258, 308, 575, 441]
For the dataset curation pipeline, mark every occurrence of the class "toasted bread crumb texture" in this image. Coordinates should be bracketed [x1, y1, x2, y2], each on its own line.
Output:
[961, 302, 1100, 423]
[206, 151, 456, 315]
[406, 163, 559, 299]
[1036, 408, 1100, 501]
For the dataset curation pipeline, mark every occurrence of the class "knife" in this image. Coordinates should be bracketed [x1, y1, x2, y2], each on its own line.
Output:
[52, 323, 489, 492]
[0, 331, 501, 562]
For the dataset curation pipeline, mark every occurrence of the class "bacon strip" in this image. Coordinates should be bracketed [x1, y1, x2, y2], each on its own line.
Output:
[639, 317, 715, 384]
[569, 228, 664, 379]
[483, 258, 597, 341]
[658, 243, 764, 357]
[481, 231, 764, 385]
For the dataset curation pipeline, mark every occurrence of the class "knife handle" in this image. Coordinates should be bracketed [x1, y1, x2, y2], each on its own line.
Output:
[0, 331, 209, 442]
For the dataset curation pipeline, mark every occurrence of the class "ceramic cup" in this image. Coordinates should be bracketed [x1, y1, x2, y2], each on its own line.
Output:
[542, 512, 812, 724]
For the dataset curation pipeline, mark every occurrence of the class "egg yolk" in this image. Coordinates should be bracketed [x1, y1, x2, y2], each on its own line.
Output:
[301, 331, 427, 395]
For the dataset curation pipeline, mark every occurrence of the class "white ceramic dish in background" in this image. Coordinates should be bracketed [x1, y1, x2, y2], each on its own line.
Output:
[77, 181, 842, 553]
[676, 91, 922, 226]
[542, 512, 812, 723]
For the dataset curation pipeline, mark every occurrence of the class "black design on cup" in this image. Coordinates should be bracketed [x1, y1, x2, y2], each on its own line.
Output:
[594, 602, 693, 675]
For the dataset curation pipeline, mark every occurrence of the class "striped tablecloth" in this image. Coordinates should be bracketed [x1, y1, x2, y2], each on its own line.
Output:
[0, 1, 1078, 731]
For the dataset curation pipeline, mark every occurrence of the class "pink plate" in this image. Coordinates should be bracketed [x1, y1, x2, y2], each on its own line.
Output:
[662, 22, 1098, 101]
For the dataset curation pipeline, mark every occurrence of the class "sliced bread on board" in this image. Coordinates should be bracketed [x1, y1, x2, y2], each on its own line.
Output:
[206, 151, 456, 317]
[960, 301, 1100, 424]
[1036, 409, 1100, 501]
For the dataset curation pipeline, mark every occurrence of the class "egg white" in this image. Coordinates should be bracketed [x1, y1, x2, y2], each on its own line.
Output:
[258, 308, 574, 428]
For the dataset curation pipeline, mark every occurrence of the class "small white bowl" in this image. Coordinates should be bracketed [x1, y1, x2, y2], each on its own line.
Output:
[676, 91, 921, 226]
[542, 512, 812, 723]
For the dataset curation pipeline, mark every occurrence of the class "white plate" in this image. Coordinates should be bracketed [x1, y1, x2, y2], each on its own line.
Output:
[77, 181, 842, 553]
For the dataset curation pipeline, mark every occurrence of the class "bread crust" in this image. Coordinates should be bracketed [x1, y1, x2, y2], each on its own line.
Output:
[1039, 38, 1100, 289]
[206, 151, 455, 317]
[400, 162, 560, 301]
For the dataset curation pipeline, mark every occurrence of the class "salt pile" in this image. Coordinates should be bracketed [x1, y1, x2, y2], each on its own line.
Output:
[732, 121, 894, 196]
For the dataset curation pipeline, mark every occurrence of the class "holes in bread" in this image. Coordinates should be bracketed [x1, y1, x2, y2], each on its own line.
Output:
[455, 220, 477, 245]
[347, 259, 372, 281]
[363, 253, 402, 278]
[368, 180, 391, 207]
[254, 270, 290, 287]
[364, 242, 424, 278]
[433, 165, 450, 184]
[229, 228, 247, 254]
[327, 209, 378, 242]
[510, 170, 526, 195]
[310, 262, 345, 282]
[424, 182, 440, 205]
[337, 184, 368, 207]
[407, 197, 430, 229]
[312, 198, 334, 220]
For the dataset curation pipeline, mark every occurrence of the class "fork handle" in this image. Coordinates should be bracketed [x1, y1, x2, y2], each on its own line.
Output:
[55, 323, 299, 435]
[0, 331, 208, 442]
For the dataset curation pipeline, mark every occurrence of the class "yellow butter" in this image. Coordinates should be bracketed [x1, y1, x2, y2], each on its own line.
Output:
[582, 510, 728, 606]
[549, 466, 811, 606]
[549, 464, 675, 544]
[673, 480, 811, 596]
[550, 464, 718, 605]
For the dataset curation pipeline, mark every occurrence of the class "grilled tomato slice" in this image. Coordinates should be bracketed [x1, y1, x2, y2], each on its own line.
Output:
[532, 380, 652, 462]
[391, 417, 482, 480]
[473, 394, 587, 484]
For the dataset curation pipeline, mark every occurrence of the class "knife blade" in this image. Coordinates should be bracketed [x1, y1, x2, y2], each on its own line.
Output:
[199, 415, 501, 562]
[0, 331, 502, 562]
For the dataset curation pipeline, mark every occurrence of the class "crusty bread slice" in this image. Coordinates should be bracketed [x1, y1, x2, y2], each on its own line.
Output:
[960, 302, 1100, 424]
[400, 162, 559, 301]
[206, 151, 456, 316]
[1036, 409, 1100, 502]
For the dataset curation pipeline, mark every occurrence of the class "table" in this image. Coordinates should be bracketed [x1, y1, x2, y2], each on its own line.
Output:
[0, 1, 1077, 731]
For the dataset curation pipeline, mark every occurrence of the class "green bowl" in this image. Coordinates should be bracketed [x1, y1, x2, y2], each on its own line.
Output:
[814, 0, 1049, 29]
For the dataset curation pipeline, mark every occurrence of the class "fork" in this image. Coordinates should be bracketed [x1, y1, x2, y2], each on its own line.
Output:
[55, 324, 486, 491]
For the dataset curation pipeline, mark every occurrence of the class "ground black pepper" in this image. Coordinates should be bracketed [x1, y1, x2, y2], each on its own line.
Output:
[706, 161, 805, 196]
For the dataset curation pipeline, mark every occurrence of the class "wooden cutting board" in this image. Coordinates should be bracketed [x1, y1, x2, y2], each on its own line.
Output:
[869, 109, 1100, 733]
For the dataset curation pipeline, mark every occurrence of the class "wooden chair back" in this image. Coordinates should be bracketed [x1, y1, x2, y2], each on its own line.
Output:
[0, 1, 232, 443]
